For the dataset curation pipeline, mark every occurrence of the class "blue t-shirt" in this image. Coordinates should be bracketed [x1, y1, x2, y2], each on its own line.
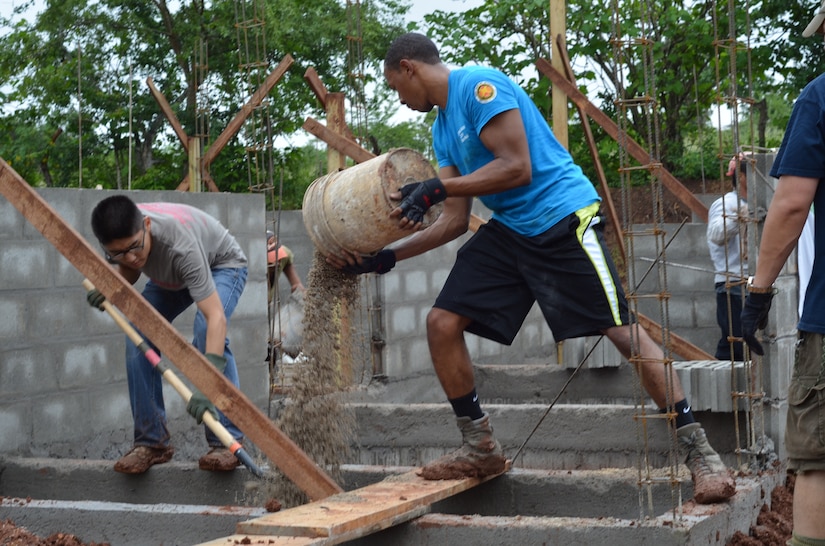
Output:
[432, 66, 599, 236]
[769, 73, 825, 333]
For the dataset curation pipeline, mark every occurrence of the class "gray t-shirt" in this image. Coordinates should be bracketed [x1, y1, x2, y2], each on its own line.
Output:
[137, 203, 247, 302]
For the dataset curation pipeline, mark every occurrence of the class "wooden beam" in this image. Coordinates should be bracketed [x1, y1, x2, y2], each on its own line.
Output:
[0, 158, 342, 501]
[146, 77, 189, 152]
[196, 469, 504, 545]
[303, 117, 374, 164]
[303, 67, 358, 143]
[535, 58, 708, 223]
[202, 55, 294, 168]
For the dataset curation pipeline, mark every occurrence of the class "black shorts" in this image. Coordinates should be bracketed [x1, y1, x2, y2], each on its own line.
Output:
[434, 203, 629, 345]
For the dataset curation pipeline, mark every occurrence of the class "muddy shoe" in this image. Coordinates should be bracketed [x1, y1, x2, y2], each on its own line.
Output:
[114, 445, 175, 474]
[418, 413, 507, 480]
[199, 447, 241, 472]
[678, 423, 736, 503]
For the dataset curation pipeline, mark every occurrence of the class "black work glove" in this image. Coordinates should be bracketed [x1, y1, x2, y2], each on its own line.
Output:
[186, 353, 227, 424]
[741, 292, 774, 356]
[396, 178, 447, 224]
[86, 289, 106, 311]
[342, 249, 396, 275]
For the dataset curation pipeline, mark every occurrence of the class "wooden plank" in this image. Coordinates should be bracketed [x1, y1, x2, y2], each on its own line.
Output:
[535, 58, 708, 223]
[0, 158, 343, 501]
[303, 117, 374, 164]
[146, 77, 189, 152]
[197, 535, 322, 546]
[230, 469, 504, 543]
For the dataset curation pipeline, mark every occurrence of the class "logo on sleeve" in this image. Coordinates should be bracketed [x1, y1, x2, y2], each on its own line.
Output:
[474, 82, 497, 104]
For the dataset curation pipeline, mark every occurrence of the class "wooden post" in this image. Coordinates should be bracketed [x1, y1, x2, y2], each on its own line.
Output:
[188, 136, 202, 193]
[550, 0, 568, 148]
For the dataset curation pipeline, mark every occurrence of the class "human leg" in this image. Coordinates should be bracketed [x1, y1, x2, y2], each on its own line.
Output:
[192, 267, 247, 448]
[117, 282, 192, 473]
[786, 332, 825, 538]
[417, 307, 505, 480]
[714, 284, 733, 360]
[792, 471, 825, 539]
[604, 323, 735, 502]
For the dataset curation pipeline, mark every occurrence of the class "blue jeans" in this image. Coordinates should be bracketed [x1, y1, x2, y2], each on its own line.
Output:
[125, 267, 248, 448]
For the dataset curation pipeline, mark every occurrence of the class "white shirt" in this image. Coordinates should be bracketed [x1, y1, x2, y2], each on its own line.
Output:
[707, 191, 748, 285]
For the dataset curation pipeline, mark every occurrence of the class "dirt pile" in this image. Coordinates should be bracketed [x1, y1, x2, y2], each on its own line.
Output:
[0, 519, 109, 546]
[727, 474, 793, 546]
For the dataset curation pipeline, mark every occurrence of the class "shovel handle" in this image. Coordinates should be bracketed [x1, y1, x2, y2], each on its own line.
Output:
[82, 279, 264, 478]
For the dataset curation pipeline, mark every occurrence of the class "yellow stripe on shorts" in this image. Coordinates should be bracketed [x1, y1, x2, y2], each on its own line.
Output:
[575, 202, 622, 326]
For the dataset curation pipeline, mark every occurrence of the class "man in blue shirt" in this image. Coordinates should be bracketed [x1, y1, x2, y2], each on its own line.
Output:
[333, 32, 734, 504]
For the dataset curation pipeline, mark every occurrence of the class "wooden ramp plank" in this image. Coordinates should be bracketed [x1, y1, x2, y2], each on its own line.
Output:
[199, 469, 505, 545]
[197, 535, 322, 546]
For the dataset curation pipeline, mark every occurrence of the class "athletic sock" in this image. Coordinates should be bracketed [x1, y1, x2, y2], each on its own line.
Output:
[449, 388, 484, 420]
[660, 398, 696, 429]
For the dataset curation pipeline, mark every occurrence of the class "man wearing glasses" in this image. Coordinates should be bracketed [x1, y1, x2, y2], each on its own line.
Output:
[89, 195, 248, 474]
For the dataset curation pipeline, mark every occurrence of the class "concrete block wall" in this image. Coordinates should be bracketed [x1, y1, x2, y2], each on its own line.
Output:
[0, 188, 270, 460]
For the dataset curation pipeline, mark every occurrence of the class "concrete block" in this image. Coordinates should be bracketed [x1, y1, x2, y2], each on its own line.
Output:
[0, 296, 25, 340]
[84, 386, 133, 434]
[0, 405, 28, 452]
[0, 346, 59, 397]
[0, 195, 24, 238]
[390, 305, 417, 337]
[30, 288, 92, 338]
[1, 241, 51, 290]
[59, 341, 111, 389]
[403, 269, 428, 299]
[32, 391, 91, 446]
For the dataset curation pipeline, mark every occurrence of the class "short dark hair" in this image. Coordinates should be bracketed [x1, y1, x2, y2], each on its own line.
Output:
[384, 32, 441, 70]
[91, 195, 144, 245]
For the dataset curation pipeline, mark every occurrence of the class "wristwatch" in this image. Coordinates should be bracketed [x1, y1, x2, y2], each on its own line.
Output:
[747, 276, 775, 294]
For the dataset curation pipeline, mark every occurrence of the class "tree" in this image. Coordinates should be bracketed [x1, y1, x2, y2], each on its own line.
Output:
[0, 0, 411, 197]
[420, 0, 792, 181]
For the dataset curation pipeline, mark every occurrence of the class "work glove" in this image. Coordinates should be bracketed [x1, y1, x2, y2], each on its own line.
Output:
[186, 353, 227, 424]
[86, 289, 106, 311]
[342, 249, 396, 275]
[741, 292, 774, 356]
[396, 178, 447, 224]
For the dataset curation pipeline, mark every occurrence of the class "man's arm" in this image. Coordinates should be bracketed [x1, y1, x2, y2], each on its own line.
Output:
[283, 264, 305, 293]
[751, 175, 818, 287]
[195, 291, 228, 356]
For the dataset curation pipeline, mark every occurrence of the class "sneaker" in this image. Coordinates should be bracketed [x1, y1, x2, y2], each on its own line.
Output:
[198, 447, 241, 472]
[677, 423, 736, 503]
[114, 445, 175, 474]
[418, 413, 507, 480]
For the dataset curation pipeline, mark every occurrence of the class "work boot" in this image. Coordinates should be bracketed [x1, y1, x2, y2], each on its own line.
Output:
[418, 413, 507, 480]
[114, 445, 175, 474]
[677, 423, 736, 503]
[199, 447, 241, 472]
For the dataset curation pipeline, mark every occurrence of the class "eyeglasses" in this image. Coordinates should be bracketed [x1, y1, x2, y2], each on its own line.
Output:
[104, 224, 146, 262]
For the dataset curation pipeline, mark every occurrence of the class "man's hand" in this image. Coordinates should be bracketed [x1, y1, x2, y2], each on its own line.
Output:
[393, 178, 447, 225]
[86, 289, 106, 311]
[186, 391, 218, 424]
[341, 249, 396, 275]
[741, 292, 774, 356]
[186, 353, 227, 424]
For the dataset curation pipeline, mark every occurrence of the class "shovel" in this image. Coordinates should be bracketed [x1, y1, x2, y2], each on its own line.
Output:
[82, 279, 264, 478]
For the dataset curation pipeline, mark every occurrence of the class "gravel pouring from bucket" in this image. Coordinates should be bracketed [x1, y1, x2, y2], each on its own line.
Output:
[82, 279, 264, 478]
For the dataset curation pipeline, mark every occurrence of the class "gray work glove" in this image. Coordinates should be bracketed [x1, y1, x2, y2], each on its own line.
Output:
[186, 353, 227, 424]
